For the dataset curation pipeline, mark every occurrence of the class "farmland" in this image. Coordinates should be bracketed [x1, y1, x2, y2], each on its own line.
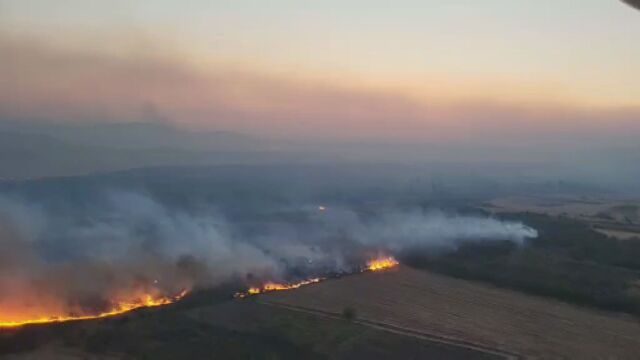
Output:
[263, 266, 640, 359]
[0, 286, 499, 359]
[483, 196, 640, 240]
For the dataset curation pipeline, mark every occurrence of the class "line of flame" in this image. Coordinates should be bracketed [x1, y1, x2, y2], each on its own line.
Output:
[2, 257, 399, 327]
[235, 256, 399, 298]
[234, 278, 324, 298]
[0, 290, 189, 329]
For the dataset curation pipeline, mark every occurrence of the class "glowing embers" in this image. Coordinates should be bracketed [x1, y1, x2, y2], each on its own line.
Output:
[366, 256, 400, 271]
[0, 290, 188, 328]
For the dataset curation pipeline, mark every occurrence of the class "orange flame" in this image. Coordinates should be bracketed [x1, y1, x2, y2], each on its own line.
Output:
[234, 278, 323, 298]
[236, 256, 400, 299]
[0, 290, 188, 329]
[366, 256, 399, 271]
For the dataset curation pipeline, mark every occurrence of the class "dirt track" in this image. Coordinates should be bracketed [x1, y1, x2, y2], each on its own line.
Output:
[262, 266, 640, 359]
[261, 301, 519, 359]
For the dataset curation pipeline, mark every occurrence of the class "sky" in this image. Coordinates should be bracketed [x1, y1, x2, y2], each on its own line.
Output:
[1, 0, 639, 144]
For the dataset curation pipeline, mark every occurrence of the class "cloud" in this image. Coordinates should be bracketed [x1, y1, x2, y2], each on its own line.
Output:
[1, 32, 639, 147]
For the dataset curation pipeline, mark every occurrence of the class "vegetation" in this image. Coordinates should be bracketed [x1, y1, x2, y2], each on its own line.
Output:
[342, 306, 358, 321]
[0, 299, 492, 359]
[402, 213, 640, 316]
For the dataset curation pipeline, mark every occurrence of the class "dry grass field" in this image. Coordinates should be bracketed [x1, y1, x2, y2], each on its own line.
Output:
[262, 266, 640, 359]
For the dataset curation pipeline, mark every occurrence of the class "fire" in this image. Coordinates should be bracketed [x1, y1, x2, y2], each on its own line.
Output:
[236, 256, 400, 298]
[0, 256, 401, 327]
[0, 290, 188, 329]
[366, 256, 399, 271]
[235, 278, 323, 298]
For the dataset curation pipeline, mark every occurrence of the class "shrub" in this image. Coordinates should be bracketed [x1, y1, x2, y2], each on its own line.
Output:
[342, 306, 357, 321]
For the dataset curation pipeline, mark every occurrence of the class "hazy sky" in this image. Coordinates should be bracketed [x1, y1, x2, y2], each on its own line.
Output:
[1, 0, 639, 143]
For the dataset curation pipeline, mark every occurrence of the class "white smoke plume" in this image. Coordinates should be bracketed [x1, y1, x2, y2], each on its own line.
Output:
[0, 191, 537, 316]
[359, 210, 537, 249]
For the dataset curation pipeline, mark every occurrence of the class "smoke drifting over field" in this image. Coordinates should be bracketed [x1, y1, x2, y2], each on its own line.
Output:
[312, 207, 537, 250]
[0, 191, 537, 318]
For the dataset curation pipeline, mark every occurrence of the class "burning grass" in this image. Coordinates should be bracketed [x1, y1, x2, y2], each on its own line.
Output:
[235, 256, 399, 298]
[1, 256, 399, 328]
[0, 290, 188, 329]
[366, 256, 400, 271]
[235, 278, 324, 298]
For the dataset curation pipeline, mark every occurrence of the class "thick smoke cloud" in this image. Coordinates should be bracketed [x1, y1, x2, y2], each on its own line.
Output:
[0, 191, 536, 317]
[0, 192, 279, 320]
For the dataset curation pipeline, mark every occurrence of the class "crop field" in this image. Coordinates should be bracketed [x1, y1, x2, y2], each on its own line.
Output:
[262, 266, 640, 359]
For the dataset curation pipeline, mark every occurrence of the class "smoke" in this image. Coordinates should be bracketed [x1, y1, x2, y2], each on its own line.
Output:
[0, 191, 537, 317]
[0, 192, 280, 320]
[359, 210, 537, 249]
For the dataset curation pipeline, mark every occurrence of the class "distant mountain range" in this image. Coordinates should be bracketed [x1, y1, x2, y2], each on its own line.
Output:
[0, 119, 267, 151]
[0, 120, 318, 178]
[1, 119, 638, 195]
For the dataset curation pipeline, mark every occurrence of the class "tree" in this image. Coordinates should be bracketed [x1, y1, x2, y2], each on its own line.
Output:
[342, 306, 357, 321]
